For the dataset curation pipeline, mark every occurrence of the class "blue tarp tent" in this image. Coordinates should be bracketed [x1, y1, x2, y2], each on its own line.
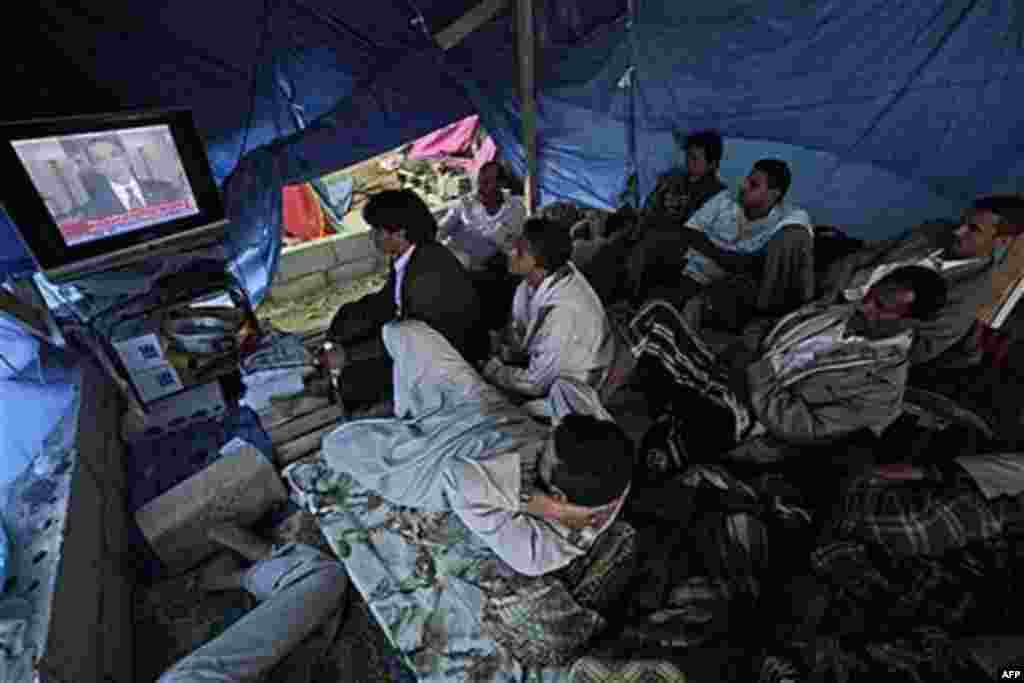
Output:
[2, 0, 1023, 304]
[0, 0, 1021, 571]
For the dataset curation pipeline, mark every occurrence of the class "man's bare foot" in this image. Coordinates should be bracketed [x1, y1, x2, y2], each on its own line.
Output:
[208, 523, 273, 563]
[197, 552, 247, 592]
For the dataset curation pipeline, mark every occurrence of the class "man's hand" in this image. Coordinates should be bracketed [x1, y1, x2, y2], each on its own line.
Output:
[872, 464, 925, 481]
[524, 493, 615, 530]
[482, 357, 504, 379]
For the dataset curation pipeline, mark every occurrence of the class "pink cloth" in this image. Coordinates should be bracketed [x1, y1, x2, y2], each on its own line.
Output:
[407, 115, 497, 174]
[408, 115, 480, 160]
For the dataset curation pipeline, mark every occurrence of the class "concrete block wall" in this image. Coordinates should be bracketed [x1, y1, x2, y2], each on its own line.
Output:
[266, 202, 458, 304]
[267, 230, 384, 303]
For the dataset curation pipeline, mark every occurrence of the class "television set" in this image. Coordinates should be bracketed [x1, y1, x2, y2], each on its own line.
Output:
[0, 108, 228, 283]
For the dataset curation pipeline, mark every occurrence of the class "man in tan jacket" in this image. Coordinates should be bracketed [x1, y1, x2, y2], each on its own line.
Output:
[822, 195, 1024, 372]
[628, 265, 949, 464]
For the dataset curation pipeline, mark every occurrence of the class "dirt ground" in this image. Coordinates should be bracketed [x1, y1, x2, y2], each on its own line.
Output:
[256, 270, 389, 335]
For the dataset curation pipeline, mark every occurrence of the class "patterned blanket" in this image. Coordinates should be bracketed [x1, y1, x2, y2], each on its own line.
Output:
[285, 459, 635, 683]
[828, 469, 1013, 558]
[760, 527, 1024, 682]
[629, 300, 751, 435]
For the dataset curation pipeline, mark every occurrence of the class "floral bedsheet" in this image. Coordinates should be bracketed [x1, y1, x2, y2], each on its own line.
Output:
[285, 458, 570, 683]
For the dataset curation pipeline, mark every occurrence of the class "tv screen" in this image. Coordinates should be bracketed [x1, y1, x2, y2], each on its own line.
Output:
[0, 109, 227, 283]
[12, 125, 201, 247]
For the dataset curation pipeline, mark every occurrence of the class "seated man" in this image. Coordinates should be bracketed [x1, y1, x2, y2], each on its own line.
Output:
[482, 217, 617, 418]
[157, 524, 348, 683]
[74, 136, 185, 220]
[437, 159, 527, 271]
[326, 189, 488, 408]
[438, 160, 528, 331]
[323, 319, 634, 577]
[582, 129, 727, 305]
[640, 128, 728, 227]
[628, 265, 948, 468]
[823, 194, 1024, 384]
[632, 159, 814, 325]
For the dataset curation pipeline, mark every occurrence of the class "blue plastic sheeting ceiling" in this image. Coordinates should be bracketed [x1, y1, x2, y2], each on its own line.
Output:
[2, 0, 1023, 300]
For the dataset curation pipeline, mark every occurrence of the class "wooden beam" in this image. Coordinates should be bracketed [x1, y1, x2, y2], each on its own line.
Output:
[270, 403, 347, 446]
[276, 422, 338, 466]
[435, 0, 511, 51]
[516, 0, 538, 213]
[259, 394, 331, 431]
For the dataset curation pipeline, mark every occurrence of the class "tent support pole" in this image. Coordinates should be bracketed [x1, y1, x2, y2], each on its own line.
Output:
[435, 0, 511, 51]
[516, 0, 538, 214]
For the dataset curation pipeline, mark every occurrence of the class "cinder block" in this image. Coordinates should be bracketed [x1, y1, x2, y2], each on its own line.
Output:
[277, 240, 339, 282]
[135, 444, 288, 575]
[331, 232, 375, 264]
[268, 271, 328, 303]
[325, 257, 378, 286]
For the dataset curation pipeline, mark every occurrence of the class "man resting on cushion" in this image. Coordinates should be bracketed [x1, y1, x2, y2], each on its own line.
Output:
[322, 318, 634, 577]
[628, 265, 949, 469]
[822, 194, 1024, 388]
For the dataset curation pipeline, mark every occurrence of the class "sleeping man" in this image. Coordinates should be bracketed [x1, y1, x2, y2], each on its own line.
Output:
[628, 264, 949, 470]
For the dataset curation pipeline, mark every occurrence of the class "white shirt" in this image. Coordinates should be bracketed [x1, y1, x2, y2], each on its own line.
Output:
[393, 245, 416, 313]
[439, 193, 527, 269]
[684, 191, 812, 285]
[109, 178, 147, 211]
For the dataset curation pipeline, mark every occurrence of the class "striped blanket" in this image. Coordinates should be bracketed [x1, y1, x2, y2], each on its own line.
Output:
[830, 468, 1024, 558]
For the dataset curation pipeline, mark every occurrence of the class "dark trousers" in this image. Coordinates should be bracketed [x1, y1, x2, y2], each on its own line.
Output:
[469, 268, 521, 332]
[337, 336, 393, 408]
[628, 224, 814, 324]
